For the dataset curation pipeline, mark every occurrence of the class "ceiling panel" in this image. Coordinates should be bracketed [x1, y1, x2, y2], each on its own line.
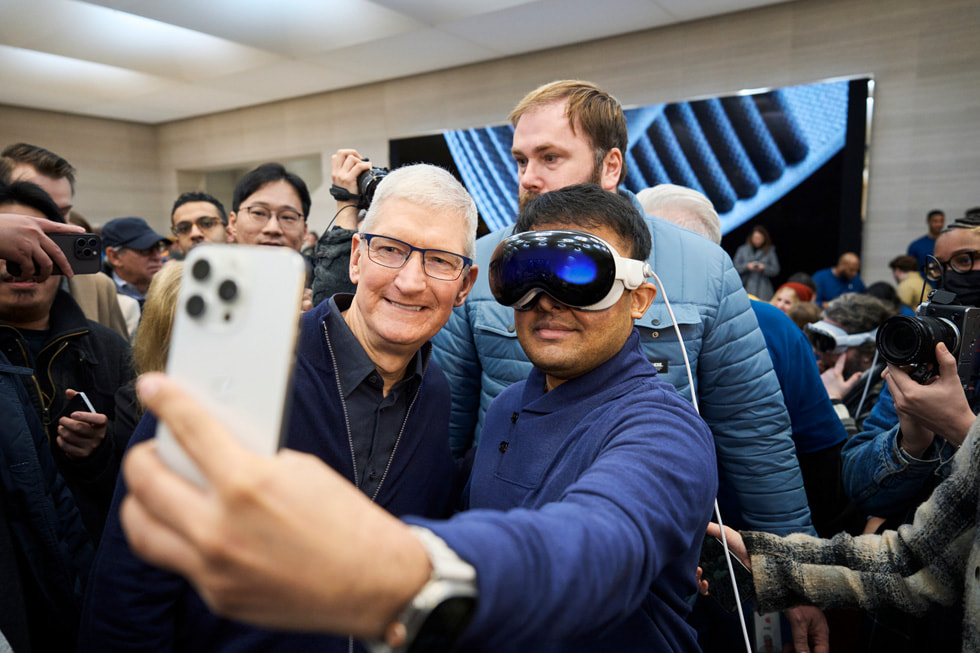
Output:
[0, 0, 797, 123]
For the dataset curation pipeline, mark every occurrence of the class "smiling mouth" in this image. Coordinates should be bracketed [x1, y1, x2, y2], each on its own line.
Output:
[387, 299, 423, 312]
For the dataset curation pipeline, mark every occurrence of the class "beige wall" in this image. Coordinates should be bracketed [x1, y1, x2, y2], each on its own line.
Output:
[0, 105, 161, 228]
[2, 0, 978, 284]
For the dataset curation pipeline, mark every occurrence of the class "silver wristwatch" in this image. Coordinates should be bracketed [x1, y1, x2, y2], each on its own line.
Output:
[368, 526, 478, 653]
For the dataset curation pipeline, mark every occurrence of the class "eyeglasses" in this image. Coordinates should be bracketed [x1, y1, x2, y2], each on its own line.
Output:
[922, 250, 980, 282]
[805, 320, 876, 355]
[172, 216, 224, 236]
[360, 233, 471, 281]
[242, 205, 304, 230]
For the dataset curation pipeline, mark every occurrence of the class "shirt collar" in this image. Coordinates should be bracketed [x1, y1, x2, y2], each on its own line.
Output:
[325, 294, 427, 398]
[111, 271, 146, 301]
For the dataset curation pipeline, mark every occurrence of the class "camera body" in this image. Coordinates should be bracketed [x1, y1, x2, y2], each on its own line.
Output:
[357, 166, 389, 210]
[876, 289, 980, 388]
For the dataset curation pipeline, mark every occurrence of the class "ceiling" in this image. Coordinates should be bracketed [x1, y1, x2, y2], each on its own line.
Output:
[0, 0, 794, 125]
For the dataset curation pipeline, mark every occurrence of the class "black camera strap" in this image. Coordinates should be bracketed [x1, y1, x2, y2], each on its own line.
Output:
[329, 184, 361, 204]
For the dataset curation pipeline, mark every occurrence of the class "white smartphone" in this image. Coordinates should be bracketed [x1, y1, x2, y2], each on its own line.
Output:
[155, 245, 306, 487]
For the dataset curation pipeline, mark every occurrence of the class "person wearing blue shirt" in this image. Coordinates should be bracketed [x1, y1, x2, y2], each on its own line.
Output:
[906, 209, 945, 269]
[812, 252, 866, 305]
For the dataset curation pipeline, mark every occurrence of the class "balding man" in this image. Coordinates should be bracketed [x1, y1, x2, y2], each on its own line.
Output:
[813, 252, 866, 305]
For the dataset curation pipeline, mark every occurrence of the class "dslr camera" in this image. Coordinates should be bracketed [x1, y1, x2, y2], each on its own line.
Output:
[876, 289, 980, 389]
[356, 165, 389, 210]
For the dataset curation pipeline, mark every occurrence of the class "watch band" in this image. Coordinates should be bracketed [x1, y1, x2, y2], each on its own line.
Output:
[368, 526, 478, 653]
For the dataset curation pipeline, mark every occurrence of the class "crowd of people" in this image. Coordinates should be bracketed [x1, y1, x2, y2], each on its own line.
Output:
[0, 79, 977, 653]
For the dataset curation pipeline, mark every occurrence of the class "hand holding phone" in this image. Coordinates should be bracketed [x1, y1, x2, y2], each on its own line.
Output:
[57, 389, 108, 459]
[699, 534, 755, 613]
[156, 245, 306, 487]
[7, 233, 102, 277]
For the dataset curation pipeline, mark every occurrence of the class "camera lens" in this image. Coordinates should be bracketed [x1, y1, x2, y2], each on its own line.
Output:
[357, 167, 388, 210]
[186, 294, 206, 317]
[876, 315, 959, 366]
[218, 279, 237, 301]
[192, 258, 211, 281]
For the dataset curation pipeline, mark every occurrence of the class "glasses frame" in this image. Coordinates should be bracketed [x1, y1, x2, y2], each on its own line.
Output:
[172, 215, 224, 236]
[360, 233, 472, 281]
[241, 204, 305, 230]
[922, 250, 980, 283]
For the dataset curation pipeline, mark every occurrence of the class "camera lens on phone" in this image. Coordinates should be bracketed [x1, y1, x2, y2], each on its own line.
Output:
[186, 295, 206, 317]
[192, 258, 211, 281]
[218, 279, 238, 301]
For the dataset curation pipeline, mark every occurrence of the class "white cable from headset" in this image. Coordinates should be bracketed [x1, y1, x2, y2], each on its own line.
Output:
[648, 270, 753, 653]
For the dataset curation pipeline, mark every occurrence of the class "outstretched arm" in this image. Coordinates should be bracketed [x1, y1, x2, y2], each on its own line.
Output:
[121, 373, 430, 637]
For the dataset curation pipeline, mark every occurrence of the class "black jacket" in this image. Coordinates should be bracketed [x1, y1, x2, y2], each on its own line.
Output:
[0, 350, 94, 651]
[0, 288, 136, 541]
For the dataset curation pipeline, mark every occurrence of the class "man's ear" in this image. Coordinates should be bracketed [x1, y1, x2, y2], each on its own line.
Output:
[629, 281, 657, 319]
[227, 212, 239, 243]
[453, 265, 479, 307]
[600, 148, 623, 192]
[105, 246, 122, 267]
[348, 233, 363, 285]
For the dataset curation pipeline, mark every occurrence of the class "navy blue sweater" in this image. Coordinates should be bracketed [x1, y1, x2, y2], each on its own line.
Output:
[78, 299, 459, 652]
[413, 330, 718, 652]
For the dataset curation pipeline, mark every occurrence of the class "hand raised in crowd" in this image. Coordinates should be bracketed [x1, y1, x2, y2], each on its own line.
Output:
[330, 148, 374, 230]
[57, 388, 108, 459]
[0, 212, 84, 280]
[120, 373, 430, 637]
[820, 351, 863, 400]
[884, 342, 974, 456]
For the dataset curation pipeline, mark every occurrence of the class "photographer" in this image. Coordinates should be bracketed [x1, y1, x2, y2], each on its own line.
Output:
[311, 149, 386, 305]
[841, 215, 980, 519]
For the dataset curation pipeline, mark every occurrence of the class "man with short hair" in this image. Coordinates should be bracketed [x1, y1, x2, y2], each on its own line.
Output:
[907, 209, 945, 269]
[0, 181, 135, 542]
[82, 164, 478, 652]
[119, 183, 718, 652]
[0, 194, 94, 653]
[228, 162, 309, 252]
[813, 252, 866, 305]
[170, 191, 230, 255]
[102, 216, 169, 307]
[1, 142, 133, 339]
[889, 254, 931, 310]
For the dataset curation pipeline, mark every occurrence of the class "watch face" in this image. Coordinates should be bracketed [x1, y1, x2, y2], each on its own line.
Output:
[408, 597, 478, 653]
